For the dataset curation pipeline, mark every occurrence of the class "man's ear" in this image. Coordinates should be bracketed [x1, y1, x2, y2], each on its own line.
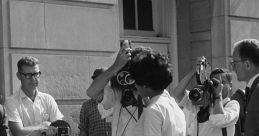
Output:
[245, 60, 254, 70]
[244, 60, 250, 69]
[16, 72, 21, 80]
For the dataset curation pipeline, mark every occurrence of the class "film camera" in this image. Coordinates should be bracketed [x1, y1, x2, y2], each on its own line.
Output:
[41, 127, 71, 136]
[188, 56, 216, 107]
[42, 120, 71, 136]
[56, 127, 70, 136]
[110, 40, 138, 107]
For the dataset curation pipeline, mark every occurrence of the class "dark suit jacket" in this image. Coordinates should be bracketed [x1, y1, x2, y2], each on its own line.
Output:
[244, 76, 259, 136]
[232, 89, 245, 136]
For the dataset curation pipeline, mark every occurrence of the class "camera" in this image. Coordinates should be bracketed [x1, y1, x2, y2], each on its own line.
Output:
[110, 40, 138, 107]
[189, 56, 214, 107]
[49, 120, 71, 136]
[56, 127, 71, 136]
[41, 126, 71, 136]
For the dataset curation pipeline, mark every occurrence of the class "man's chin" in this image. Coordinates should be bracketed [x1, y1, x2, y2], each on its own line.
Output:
[30, 85, 38, 90]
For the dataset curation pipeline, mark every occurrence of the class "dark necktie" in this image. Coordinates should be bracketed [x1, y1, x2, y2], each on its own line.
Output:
[245, 87, 250, 105]
[137, 95, 144, 119]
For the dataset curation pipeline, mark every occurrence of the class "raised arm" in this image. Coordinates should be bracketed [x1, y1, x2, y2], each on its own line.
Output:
[86, 44, 131, 99]
[170, 68, 196, 103]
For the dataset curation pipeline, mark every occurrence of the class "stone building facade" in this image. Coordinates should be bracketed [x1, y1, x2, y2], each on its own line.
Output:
[0, 0, 258, 135]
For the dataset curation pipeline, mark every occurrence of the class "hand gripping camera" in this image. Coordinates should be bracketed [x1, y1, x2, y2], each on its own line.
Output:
[188, 56, 214, 107]
[51, 120, 71, 136]
[110, 40, 138, 107]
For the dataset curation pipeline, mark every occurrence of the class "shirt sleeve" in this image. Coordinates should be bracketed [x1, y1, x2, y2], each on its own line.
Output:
[142, 108, 162, 136]
[78, 101, 89, 134]
[47, 95, 64, 122]
[100, 85, 120, 110]
[97, 85, 121, 119]
[4, 98, 22, 123]
[209, 100, 240, 128]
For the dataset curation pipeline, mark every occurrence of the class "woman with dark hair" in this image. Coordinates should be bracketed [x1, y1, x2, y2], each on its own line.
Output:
[130, 48, 186, 136]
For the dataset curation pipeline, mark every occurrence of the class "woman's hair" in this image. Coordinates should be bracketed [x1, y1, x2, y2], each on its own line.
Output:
[130, 46, 172, 91]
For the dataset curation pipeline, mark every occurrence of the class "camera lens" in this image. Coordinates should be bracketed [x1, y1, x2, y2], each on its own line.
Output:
[189, 88, 203, 102]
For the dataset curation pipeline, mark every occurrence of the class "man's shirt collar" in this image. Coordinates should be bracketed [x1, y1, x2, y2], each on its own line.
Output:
[247, 73, 259, 88]
[19, 88, 39, 100]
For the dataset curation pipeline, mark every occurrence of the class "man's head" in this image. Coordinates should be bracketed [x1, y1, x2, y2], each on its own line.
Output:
[16, 56, 41, 91]
[210, 68, 233, 98]
[130, 47, 172, 98]
[232, 39, 259, 82]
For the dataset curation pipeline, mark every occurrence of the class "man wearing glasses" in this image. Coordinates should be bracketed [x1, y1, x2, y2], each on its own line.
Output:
[5, 56, 64, 136]
[231, 39, 259, 136]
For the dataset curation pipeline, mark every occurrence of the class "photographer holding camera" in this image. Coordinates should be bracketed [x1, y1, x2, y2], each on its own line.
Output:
[86, 40, 143, 136]
[172, 57, 240, 136]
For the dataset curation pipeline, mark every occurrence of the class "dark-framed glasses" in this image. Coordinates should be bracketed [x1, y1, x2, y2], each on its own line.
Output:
[230, 59, 244, 68]
[19, 71, 42, 79]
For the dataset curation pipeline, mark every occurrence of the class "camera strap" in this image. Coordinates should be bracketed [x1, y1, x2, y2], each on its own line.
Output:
[137, 95, 146, 119]
[222, 128, 227, 136]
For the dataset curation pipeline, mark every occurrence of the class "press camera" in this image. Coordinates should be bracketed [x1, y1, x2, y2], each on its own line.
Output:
[56, 127, 71, 136]
[188, 56, 215, 107]
[50, 120, 71, 136]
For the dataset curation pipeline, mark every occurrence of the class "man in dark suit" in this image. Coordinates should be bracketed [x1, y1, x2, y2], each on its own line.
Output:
[232, 39, 259, 136]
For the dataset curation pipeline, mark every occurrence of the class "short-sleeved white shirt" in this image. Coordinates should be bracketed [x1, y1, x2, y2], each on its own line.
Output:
[136, 90, 186, 136]
[179, 91, 240, 136]
[98, 85, 140, 136]
[5, 89, 64, 127]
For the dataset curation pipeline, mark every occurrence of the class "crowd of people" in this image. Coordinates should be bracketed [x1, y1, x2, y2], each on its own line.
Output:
[0, 38, 258, 136]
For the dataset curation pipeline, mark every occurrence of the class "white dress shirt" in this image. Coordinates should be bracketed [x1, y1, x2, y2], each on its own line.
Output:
[179, 91, 240, 136]
[5, 89, 64, 127]
[98, 85, 140, 136]
[136, 90, 186, 136]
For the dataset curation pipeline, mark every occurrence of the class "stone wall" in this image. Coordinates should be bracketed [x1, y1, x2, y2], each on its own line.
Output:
[3, 0, 118, 135]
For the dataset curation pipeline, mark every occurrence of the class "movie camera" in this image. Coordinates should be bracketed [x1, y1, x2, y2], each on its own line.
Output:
[188, 56, 216, 107]
[110, 40, 138, 107]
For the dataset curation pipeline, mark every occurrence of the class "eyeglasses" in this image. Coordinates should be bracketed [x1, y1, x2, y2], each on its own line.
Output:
[19, 71, 41, 79]
[230, 60, 244, 68]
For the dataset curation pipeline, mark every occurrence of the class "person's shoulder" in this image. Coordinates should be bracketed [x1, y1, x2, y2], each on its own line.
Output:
[82, 99, 96, 106]
[37, 91, 57, 103]
[5, 92, 19, 105]
[148, 91, 174, 109]
[227, 99, 239, 106]
[38, 91, 54, 98]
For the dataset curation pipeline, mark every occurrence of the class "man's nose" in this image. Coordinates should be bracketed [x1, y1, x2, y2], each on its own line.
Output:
[31, 75, 39, 80]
